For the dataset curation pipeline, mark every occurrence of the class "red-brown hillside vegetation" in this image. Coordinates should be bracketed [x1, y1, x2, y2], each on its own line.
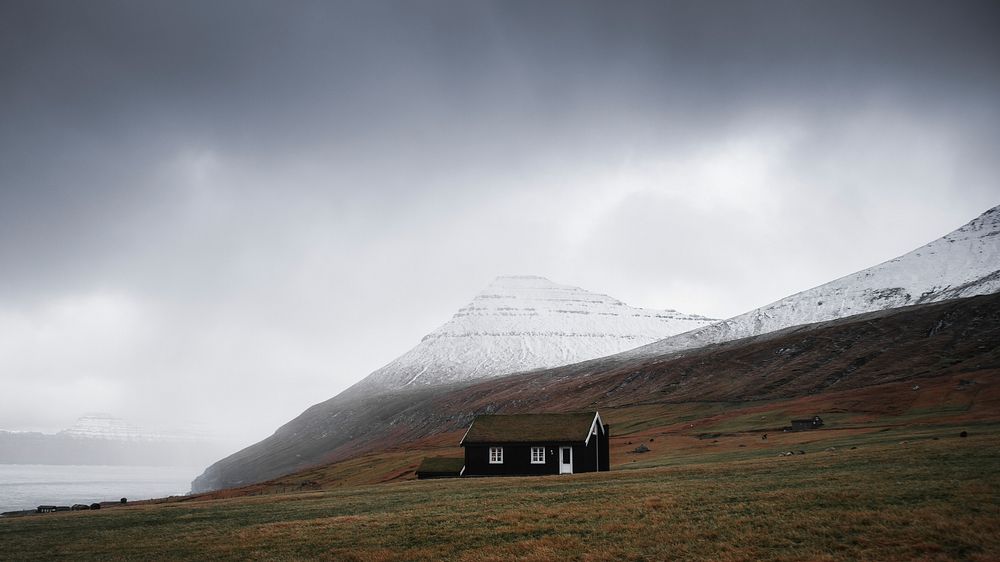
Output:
[193, 293, 1000, 493]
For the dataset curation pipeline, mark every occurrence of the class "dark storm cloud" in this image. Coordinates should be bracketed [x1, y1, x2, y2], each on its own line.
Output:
[0, 1, 997, 442]
[5, 0, 997, 169]
[4, 1, 998, 178]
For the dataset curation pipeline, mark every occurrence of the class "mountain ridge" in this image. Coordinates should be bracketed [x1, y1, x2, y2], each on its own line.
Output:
[55, 413, 213, 443]
[625, 205, 1000, 359]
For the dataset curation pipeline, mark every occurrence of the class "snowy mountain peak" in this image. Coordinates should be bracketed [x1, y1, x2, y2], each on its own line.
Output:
[457, 275, 628, 316]
[487, 274, 561, 287]
[629, 204, 1000, 358]
[355, 276, 717, 391]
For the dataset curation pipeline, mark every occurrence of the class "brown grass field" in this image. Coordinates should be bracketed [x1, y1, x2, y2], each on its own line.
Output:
[2, 392, 998, 561]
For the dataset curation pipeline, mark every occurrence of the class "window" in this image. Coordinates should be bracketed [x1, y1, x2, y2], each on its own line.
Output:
[489, 447, 503, 464]
[530, 447, 545, 464]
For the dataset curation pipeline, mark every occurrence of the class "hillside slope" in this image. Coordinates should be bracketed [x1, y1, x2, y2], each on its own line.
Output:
[193, 292, 1000, 492]
[192, 276, 713, 491]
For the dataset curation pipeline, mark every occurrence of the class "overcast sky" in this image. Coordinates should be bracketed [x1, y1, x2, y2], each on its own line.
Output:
[1, 1, 998, 447]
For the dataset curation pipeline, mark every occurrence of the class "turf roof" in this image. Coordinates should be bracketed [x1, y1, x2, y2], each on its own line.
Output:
[415, 457, 465, 474]
[461, 412, 600, 445]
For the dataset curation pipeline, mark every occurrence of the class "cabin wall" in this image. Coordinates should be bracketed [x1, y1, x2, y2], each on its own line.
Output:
[601, 424, 610, 471]
[574, 440, 596, 472]
[463, 431, 610, 475]
[574, 424, 610, 472]
[461, 416, 612, 476]
[416, 471, 457, 480]
[463, 444, 562, 476]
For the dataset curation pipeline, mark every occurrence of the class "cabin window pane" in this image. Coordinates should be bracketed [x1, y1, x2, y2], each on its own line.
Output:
[489, 447, 503, 464]
[530, 447, 545, 464]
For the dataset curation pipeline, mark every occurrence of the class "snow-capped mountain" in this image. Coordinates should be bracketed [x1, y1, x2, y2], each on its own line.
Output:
[629, 205, 1000, 358]
[355, 275, 716, 391]
[58, 413, 212, 443]
[192, 276, 715, 491]
[1, 414, 226, 466]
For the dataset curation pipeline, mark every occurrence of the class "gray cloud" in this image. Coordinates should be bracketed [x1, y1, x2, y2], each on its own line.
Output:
[1, 0, 998, 446]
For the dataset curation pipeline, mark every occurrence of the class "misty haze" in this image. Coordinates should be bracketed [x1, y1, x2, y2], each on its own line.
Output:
[1, 1, 998, 560]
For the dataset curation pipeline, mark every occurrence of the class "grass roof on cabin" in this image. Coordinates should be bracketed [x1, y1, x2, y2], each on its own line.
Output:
[416, 457, 465, 474]
[461, 412, 598, 445]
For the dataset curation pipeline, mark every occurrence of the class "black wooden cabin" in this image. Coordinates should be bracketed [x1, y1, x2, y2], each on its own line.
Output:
[460, 411, 610, 476]
[790, 415, 824, 431]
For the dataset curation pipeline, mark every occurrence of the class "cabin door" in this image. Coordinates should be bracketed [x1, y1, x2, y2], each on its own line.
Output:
[559, 447, 573, 474]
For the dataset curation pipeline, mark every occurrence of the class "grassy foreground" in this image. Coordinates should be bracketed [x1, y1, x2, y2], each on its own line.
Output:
[3, 433, 998, 561]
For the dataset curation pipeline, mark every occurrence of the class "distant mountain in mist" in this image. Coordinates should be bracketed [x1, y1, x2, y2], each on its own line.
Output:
[58, 413, 213, 442]
[0, 414, 225, 467]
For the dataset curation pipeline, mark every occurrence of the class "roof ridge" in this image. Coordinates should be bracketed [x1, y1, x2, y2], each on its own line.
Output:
[460, 411, 602, 445]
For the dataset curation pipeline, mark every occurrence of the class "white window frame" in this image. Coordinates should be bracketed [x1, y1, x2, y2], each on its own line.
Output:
[530, 446, 545, 464]
[489, 446, 503, 464]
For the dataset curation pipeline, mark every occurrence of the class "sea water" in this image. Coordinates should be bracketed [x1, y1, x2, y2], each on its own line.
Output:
[0, 464, 199, 513]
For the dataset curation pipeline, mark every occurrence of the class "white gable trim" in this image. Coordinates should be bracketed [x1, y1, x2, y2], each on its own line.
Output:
[458, 419, 475, 446]
[584, 411, 604, 446]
